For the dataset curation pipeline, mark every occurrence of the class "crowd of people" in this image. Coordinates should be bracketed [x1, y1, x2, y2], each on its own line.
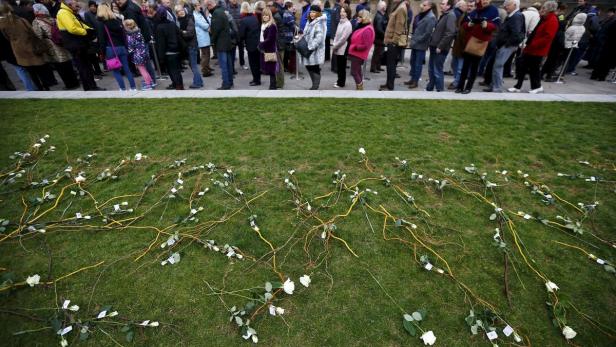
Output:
[0, 0, 614, 92]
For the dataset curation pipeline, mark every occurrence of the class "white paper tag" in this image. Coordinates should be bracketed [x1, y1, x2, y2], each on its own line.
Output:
[139, 320, 150, 326]
[503, 325, 514, 337]
[597, 258, 605, 265]
[168, 256, 176, 264]
[177, 179, 183, 185]
[424, 263, 433, 271]
[75, 213, 82, 219]
[58, 326, 72, 336]
[171, 188, 177, 193]
[62, 300, 70, 309]
[486, 331, 498, 340]
[97, 310, 107, 319]
[114, 204, 120, 211]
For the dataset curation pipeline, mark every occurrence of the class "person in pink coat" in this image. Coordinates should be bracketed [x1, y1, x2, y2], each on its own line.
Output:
[348, 10, 375, 90]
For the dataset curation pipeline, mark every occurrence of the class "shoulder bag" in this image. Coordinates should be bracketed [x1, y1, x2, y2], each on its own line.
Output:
[104, 24, 122, 70]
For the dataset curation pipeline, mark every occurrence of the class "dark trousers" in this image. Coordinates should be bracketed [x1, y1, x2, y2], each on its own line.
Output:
[268, 73, 276, 89]
[325, 36, 331, 62]
[26, 64, 55, 90]
[237, 41, 245, 66]
[247, 49, 261, 83]
[87, 52, 102, 75]
[335, 54, 347, 87]
[542, 43, 564, 78]
[370, 43, 384, 71]
[385, 45, 400, 90]
[482, 52, 496, 85]
[514, 54, 542, 90]
[165, 53, 183, 88]
[54, 60, 79, 88]
[458, 53, 482, 91]
[591, 49, 616, 80]
[71, 47, 97, 90]
[0, 62, 16, 90]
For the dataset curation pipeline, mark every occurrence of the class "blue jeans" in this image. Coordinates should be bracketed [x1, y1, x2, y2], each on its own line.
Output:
[491, 46, 516, 92]
[451, 55, 464, 88]
[426, 47, 448, 91]
[409, 49, 426, 82]
[11, 64, 36, 91]
[105, 46, 136, 90]
[188, 46, 203, 87]
[217, 51, 233, 87]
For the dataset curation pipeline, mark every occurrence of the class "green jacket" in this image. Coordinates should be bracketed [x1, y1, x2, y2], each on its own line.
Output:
[210, 6, 232, 52]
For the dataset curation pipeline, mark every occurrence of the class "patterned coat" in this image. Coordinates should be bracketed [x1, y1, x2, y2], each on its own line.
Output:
[32, 17, 72, 63]
[300, 15, 326, 66]
[0, 15, 46, 66]
[125, 27, 150, 65]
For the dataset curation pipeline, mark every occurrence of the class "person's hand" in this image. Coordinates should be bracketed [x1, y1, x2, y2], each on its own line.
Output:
[481, 20, 487, 29]
[436, 48, 441, 54]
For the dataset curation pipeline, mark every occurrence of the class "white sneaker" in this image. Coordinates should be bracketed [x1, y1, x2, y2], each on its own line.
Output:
[529, 86, 544, 94]
[242, 65, 248, 70]
[507, 87, 521, 93]
[333, 84, 341, 88]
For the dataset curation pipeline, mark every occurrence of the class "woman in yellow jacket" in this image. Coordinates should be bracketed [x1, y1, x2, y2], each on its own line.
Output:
[57, 0, 103, 90]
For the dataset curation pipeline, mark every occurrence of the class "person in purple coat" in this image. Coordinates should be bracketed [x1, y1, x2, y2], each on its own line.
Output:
[259, 8, 279, 89]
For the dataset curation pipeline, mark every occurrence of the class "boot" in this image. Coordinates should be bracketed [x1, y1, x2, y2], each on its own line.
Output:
[175, 84, 184, 90]
[309, 72, 320, 90]
[356, 82, 364, 90]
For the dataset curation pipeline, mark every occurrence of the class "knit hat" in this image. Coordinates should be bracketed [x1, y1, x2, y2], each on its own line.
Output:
[32, 3, 49, 15]
[310, 4, 321, 12]
[88, 0, 97, 7]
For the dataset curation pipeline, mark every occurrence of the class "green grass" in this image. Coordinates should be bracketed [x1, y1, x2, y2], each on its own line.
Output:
[0, 99, 615, 347]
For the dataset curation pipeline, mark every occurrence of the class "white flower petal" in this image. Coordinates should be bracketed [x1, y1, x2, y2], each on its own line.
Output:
[299, 275, 311, 288]
[283, 278, 295, 295]
[562, 326, 577, 340]
[26, 274, 40, 287]
[420, 330, 437, 345]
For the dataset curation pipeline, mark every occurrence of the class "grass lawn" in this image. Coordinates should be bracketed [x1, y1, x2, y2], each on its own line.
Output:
[0, 99, 615, 347]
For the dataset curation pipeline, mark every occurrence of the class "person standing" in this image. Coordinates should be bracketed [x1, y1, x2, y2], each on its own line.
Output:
[347, 9, 374, 90]
[208, 0, 234, 89]
[448, 0, 468, 90]
[404, 0, 435, 89]
[177, 4, 203, 89]
[455, 0, 499, 94]
[118, 0, 156, 86]
[32, 3, 80, 90]
[124, 19, 154, 90]
[329, 0, 341, 72]
[380, 0, 408, 91]
[194, 1, 213, 77]
[300, 5, 326, 90]
[425, 0, 456, 92]
[259, 8, 278, 89]
[483, 0, 524, 92]
[239, 2, 261, 85]
[590, 7, 616, 81]
[56, 0, 103, 90]
[508, 1, 559, 94]
[331, 4, 351, 88]
[98, 3, 137, 91]
[370, 1, 387, 73]
[155, 6, 184, 90]
[280, 0, 296, 73]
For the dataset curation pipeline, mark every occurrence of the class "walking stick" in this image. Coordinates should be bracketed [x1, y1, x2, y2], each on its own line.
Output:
[555, 42, 576, 84]
[150, 39, 167, 80]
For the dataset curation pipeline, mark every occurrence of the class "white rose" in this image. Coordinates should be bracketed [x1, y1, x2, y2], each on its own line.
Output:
[562, 326, 577, 340]
[358, 147, 366, 155]
[420, 330, 436, 345]
[299, 275, 311, 287]
[26, 274, 40, 287]
[283, 278, 295, 295]
[545, 281, 559, 293]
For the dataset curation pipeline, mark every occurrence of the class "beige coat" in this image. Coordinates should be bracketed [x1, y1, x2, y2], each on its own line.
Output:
[33, 17, 72, 63]
[384, 1, 408, 46]
[0, 14, 46, 66]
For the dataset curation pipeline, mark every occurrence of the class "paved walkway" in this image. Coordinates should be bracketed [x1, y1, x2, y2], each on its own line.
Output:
[2, 51, 615, 102]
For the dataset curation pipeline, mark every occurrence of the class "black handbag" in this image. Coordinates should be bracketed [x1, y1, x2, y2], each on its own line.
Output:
[295, 36, 313, 58]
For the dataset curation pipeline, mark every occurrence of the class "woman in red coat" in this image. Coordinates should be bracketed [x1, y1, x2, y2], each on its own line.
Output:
[259, 8, 278, 90]
[348, 10, 375, 90]
[509, 1, 559, 94]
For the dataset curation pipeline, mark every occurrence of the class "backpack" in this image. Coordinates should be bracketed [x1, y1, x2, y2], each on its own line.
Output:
[49, 20, 63, 45]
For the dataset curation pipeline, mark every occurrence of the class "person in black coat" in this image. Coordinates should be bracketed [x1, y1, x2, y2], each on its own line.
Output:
[370, 0, 387, 73]
[239, 5, 261, 85]
[97, 3, 137, 90]
[207, 0, 233, 89]
[154, 6, 184, 89]
[118, 0, 157, 85]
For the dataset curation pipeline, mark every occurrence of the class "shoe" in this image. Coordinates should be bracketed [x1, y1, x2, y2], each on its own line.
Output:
[175, 84, 184, 90]
[91, 87, 106, 91]
[447, 83, 457, 90]
[217, 85, 231, 90]
[141, 84, 153, 91]
[94, 75, 103, 81]
[507, 87, 521, 93]
[503, 74, 513, 78]
[461, 89, 471, 94]
[544, 76, 558, 82]
[242, 65, 248, 70]
[478, 81, 488, 86]
[356, 82, 364, 90]
[202, 72, 213, 77]
[529, 86, 544, 94]
[569, 72, 578, 76]
[483, 88, 493, 92]
[454, 88, 463, 93]
[403, 80, 413, 85]
[378, 84, 392, 91]
[407, 81, 418, 89]
[63, 84, 80, 90]
[189, 85, 202, 89]
[249, 81, 261, 86]
[333, 83, 342, 88]
[119, 88, 126, 91]
[166, 85, 175, 90]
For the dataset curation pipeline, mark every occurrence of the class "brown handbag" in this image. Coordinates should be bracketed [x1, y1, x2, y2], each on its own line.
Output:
[264, 52, 277, 62]
[464, 36, 489, 57]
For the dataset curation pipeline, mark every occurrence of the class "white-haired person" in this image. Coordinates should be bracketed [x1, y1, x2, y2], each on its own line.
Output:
[369, 1, 387, 73]
[483, 0, 524, 93]
[32, 3, 80, 90]
[508, 1, 559, 94]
